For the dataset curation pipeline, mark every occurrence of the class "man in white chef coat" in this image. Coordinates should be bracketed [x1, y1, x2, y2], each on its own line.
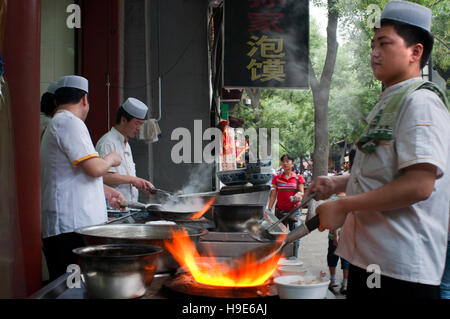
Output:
[96, 97, 155, 202]
[41, 75, 124, 281]
[305, 1, 449, 298]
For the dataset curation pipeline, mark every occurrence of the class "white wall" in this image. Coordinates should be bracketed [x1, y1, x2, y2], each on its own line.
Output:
[40, 0, 75, 94]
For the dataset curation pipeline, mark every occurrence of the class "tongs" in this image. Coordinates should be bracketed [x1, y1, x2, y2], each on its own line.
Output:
[245, 192, 317, 242]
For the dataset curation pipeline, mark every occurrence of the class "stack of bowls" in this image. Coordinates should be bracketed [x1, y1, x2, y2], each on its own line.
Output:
[216, 158, 274, 186]
[216, 168, 248, 186]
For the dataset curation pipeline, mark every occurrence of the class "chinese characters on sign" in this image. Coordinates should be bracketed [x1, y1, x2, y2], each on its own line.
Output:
[224, 0, 309, 89]
[247, 35, 286, 82]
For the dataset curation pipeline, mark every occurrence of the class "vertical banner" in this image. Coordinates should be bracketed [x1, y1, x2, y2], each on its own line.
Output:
[223, 0, 309, 89]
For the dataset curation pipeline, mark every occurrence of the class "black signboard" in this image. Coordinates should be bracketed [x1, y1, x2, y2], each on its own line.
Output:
[223, 0, 309, 89]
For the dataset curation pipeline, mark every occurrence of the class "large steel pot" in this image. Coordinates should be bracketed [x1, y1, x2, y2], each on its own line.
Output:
[212, 204, 264, 232]
[74, 224, 207, 273]
[72, 244, 162, 299]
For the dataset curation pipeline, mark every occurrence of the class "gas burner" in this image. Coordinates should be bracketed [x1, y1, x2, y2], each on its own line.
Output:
[163, 272, 277, 299]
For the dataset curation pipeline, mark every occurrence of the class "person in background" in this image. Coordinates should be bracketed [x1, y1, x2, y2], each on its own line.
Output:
[41, 75, 124, 281]
[327, 193, 350, 295]
[40, 81, 59, 140]
[96, 97, 155, 203]
[305, 1, 449, 298]
[268, 154, 305, 259]
[327, 149, 355, 296]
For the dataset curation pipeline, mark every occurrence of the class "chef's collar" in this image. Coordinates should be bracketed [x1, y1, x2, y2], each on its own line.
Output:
[111, 126, 127, 145]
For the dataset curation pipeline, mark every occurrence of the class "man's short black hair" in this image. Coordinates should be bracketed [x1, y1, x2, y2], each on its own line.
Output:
[280, 154, 294, 162]
[40, 92, 56, 116]
[380, 19, 434, 69]
[54, 87, 88, 106]
[116, 106, 134, 124]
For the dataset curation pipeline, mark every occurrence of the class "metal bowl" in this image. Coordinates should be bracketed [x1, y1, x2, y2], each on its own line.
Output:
[73, 244, 163, 299]
[212, 204, 264, 232]
[216, 168, 248, 186]
[74, 224, 207, 273]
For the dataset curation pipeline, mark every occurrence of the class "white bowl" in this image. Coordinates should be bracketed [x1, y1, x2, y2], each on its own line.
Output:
[274, 275, 330, 299]
[278, 266, 308, 277]
[277, 257, 303, 266]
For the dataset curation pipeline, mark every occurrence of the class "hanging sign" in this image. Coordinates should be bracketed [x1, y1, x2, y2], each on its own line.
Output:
[223, 0, 309, 89]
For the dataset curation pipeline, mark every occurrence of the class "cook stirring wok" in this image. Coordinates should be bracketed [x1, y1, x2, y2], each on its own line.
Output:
[96, 97, 155, 203]
[304, 0, 449, 299]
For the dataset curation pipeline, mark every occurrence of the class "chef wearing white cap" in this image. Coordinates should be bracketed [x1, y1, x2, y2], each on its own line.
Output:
[41, 75, 125, 281]
[305, 1, 449, 299]
[96, 97, 155, 202]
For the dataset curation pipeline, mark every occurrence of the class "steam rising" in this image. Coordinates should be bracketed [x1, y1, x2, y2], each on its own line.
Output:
[158, 164, 214, 212]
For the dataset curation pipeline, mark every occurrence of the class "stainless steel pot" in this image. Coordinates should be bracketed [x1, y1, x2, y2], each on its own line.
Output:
[212, 204, 264, 232]
[74, 224, 207, 273]
[72, 244, 162, 299]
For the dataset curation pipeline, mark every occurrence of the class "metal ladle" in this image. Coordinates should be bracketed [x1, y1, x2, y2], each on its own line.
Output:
[223, 214, 321, 275]
[245, 192, 317, 242]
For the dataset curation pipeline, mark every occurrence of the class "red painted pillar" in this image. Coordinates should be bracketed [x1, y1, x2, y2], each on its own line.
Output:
[4, 0, 42, 296]
[80, 0, 121, 144]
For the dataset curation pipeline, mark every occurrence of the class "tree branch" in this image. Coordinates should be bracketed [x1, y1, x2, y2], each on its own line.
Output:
[320, 0, 339, 86]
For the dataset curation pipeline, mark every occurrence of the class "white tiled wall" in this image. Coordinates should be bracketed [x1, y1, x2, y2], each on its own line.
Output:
[40, 0, 76, 95]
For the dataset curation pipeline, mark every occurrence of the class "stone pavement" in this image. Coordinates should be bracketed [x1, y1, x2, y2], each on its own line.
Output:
[294, 211, 347, 299]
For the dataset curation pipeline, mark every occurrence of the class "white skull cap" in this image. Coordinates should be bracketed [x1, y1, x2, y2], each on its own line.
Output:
[56, 75, 89, 93]
[46, 82, 59, 94]
[380, 1, 432, 33]
[122, 97, 148, 120]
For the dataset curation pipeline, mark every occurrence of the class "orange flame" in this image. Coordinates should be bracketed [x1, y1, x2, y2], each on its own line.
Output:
[165, 228, 283, 287]
[189, 197, 215, 220]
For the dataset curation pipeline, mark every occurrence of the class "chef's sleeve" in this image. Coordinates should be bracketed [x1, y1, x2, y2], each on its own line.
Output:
[57, 117, 99, 167]
[396, 89, 450, 179]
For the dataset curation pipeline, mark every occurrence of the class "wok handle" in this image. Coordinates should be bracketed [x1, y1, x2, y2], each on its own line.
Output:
[305, 214, 320, 232]
[285, 214, 320, 244]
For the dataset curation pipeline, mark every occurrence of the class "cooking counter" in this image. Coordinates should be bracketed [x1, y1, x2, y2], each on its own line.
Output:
[30, 272, 173, 299]
[31, 188, 336, 299]
[30, 264, 336, 299]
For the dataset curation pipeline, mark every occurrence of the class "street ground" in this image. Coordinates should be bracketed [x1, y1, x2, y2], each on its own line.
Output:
[296, 210, 346, 299]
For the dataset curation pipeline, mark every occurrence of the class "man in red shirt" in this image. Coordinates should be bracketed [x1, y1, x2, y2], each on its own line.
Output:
[268, 154, 305, 258]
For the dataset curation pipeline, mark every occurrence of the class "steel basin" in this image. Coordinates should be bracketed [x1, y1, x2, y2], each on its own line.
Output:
[212, 204, 264, 232]
[72, 244, 163, 299]
[74, 224, 207, 273]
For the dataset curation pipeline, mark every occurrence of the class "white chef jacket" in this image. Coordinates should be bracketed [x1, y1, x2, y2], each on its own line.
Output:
[40, 112, 50, 139]
[336, 78, 450, 285]
[95, 127, 138, 202]
[41, 110, 107, 238]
